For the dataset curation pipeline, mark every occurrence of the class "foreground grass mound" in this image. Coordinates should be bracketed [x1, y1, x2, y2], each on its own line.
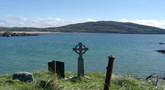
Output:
[0, 72, 164, 90]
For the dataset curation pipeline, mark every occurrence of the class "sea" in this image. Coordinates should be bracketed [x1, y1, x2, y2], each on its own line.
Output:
[0, 33, 165, 78]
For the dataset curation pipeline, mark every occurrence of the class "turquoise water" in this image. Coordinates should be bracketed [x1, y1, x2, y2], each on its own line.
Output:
[0, 33, 165, 78]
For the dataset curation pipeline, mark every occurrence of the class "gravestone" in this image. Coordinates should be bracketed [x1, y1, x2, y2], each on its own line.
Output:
[73, 42, 88, 76]
[13, 72, 33, 82]
[48, 60, 65, 78]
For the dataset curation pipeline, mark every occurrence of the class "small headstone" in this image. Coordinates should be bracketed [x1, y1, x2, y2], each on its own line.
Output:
[48, 60, 65, 78]
[13, 72, 33, 82]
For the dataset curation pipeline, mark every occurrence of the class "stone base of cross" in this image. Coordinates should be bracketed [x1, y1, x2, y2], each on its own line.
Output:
[73, 42, 88, 76]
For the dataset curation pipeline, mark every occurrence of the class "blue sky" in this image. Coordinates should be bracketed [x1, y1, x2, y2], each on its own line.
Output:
[0, 0, 165, 28]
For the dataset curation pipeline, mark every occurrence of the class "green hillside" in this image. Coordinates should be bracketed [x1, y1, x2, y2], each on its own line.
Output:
[1, 21, 165, 34]
[53, 21, 165, 34]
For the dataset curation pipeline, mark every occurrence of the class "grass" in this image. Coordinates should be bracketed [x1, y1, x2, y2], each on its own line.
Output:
[0, 71, 164, 90]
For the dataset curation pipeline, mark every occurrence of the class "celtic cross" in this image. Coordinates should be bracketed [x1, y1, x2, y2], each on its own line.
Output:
[73, 42, 88, 76]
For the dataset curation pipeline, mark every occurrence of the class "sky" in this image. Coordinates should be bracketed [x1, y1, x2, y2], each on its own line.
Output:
[0, 0, 165, 28]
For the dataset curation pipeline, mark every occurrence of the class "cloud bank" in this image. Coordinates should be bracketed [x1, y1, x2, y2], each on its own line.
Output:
[1, 15, 165, 29]
[120, 19, 165, 29]
[0, 15, 95, 28]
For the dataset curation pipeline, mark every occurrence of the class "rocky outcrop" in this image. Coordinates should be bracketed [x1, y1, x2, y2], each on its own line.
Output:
[159, 43, 165, 45]
[156, 43, 165, 54]
[13, 72, 34, 82]
[146, 74, 165, 86]
[0, 32, 39, 37]
[156, 50, 165, 54]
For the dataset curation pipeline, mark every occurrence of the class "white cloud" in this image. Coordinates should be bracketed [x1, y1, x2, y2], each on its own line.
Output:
[0, 15, 70, 28]
[0, 15, 97, 27]
[1, 15, 165, 29]
[55, 18, 64, 21]
[120, 19, 165, 29]
[87, 18, 96, 22]
[5, 15, 28, 22]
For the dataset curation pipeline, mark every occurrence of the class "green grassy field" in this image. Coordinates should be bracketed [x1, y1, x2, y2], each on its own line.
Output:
[0, 72, 164, 90]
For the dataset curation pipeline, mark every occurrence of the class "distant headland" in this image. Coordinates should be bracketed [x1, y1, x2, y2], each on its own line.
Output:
[0, 21, 165, 34]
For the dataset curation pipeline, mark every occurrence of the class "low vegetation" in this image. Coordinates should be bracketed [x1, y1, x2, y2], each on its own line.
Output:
[0, 72, 164, 90]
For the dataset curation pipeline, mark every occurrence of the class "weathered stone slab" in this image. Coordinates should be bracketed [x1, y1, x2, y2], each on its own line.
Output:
[156, 79, 165, 86]
[146, 74, 161, 83]
[146, 74, 165, 86]
[13, 72, 34, 82]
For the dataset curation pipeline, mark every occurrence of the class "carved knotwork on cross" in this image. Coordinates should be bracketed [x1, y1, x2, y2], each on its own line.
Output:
[73, 42, 88, 76]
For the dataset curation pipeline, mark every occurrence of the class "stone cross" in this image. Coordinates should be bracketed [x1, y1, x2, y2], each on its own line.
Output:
[73, 42, 88, 76]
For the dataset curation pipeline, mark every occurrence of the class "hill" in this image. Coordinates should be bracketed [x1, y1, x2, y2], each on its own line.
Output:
[1, 21, 165, 34]
[53, 21, 165, 34]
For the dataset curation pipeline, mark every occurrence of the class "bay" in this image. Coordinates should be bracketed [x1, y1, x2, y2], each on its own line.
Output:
[0, 33, 165, 78]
